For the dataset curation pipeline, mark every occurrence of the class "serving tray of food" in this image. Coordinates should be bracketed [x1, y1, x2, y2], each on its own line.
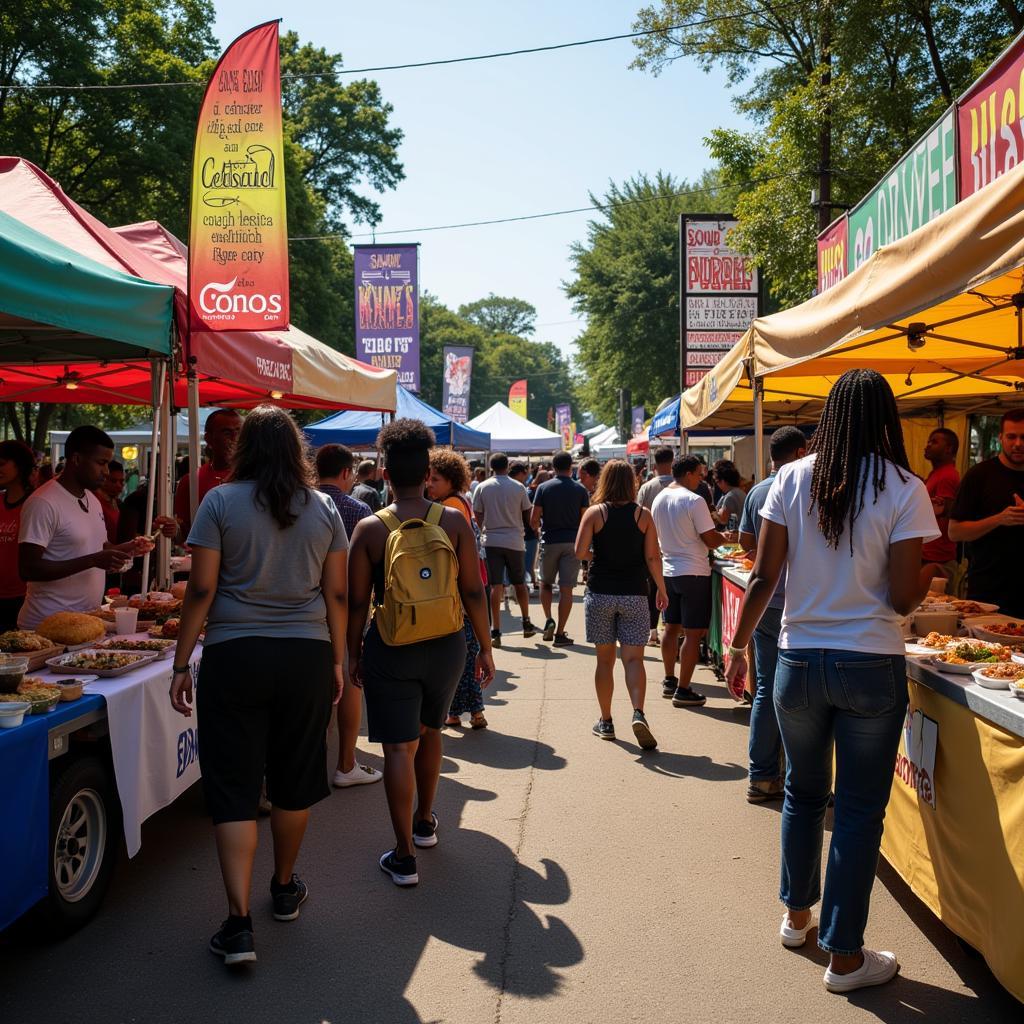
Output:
[45, 650, 160, 677]
[0, 630, 65, 670]
[96, 637, 176, 658]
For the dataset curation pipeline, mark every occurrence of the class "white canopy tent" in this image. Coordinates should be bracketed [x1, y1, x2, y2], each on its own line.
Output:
[465, 402, 562, 454]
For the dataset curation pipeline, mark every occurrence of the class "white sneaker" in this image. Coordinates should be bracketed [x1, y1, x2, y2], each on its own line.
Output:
[780, 910, 817, 948]
[823, 949, 899, 993]
[333, 763, 382, 788]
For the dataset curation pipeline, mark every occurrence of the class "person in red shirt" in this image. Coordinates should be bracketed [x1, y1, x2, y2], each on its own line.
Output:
[922, 428, 961, 577]
[173, 409, 242, 539]
[0, 440, 35, 628]
[95, 459, 125, 544]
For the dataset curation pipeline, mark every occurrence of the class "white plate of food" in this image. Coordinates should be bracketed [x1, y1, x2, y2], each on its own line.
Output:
[967, 620, 1024, 647]
[972, 663, 1024, 690]
[45, 650, 159, 677]
[949, 599, 1001, 617]
[96, 637, 176, 658]
[905, 641, 941, 657]
[930, 640, 1013, 675]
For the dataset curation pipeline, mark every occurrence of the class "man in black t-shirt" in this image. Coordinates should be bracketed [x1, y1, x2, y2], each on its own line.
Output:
[949, 409, 1024, 616]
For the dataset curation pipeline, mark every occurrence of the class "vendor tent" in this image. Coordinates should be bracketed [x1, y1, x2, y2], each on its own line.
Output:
[465, 402, 562, 454]
[305, 387, 490, 449]
[0, 159, 396, 412]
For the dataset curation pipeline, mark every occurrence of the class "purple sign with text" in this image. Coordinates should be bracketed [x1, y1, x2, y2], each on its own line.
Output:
[354, 243, 420, 392]
[442, 345, 474, 422]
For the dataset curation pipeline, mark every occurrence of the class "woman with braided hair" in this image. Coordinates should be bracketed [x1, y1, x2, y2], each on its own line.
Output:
[725, 370, 939, 994]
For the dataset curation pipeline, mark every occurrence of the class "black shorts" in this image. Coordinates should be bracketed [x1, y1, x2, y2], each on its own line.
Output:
[362, 623, 467, 743]
[664, 575, 713, 630]
[197, 637, 333, 824]
[485, 546, 526, 586]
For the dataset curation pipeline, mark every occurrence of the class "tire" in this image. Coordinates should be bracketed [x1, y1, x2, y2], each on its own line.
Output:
[37, 755, 121, 936]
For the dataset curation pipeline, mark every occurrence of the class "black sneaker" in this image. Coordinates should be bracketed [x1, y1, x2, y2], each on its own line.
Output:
[491, 629, 502, 649]
[661, 676, 678, 699]
[523, 619, 538, 639]
[542, 618, 556, 642]
[592, 718, 615, 740]
[413, 812, 439, 848]
[379, 849, 419, 886]
[672, 686, 707, 708]
[631, 710, 657, 750]
[553, 633, 573, 647]
[270, 873, 308, 921]
[209, 916, 256, 965]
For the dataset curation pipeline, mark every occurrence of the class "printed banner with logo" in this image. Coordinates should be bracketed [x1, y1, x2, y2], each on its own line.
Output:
[189, 21, 288, 332]
[816, 215, 848, 293]
[509, 379, 528, 418]
[354, 244, 420, 392]
[555, 403, 572, 449]
[631, 405, 645, 436]
[441, 345, 474, 422]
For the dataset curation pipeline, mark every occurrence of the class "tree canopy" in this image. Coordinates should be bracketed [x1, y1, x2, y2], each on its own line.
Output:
[458, 294, 537, 337]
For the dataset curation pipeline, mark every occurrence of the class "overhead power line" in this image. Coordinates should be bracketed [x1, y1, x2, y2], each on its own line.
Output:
[1, 5, 803, 92]
[287, 173, 798, 241]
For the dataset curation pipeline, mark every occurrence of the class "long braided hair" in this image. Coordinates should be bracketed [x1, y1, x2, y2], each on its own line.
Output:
[807, 369, 910, 552]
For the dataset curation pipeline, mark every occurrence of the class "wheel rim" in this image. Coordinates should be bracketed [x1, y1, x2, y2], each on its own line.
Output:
[54, 787, 106, 903]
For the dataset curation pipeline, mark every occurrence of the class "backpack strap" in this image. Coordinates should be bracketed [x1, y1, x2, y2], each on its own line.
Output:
[425, 503, 444, 526]
[376, 509, 402, 533]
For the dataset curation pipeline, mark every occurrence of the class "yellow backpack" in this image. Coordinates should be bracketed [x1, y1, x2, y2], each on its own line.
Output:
[374, 504, 463, 645]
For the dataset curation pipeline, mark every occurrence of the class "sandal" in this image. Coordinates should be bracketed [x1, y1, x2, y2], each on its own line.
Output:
[444, 715, 461, 727]
[470, 712, 488, 730]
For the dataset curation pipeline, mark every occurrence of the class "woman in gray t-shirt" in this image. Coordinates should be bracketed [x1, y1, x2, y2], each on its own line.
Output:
[169, 405, 348, 966]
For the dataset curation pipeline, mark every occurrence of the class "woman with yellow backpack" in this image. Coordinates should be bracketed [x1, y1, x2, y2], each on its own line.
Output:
[347, 419, 494, 887]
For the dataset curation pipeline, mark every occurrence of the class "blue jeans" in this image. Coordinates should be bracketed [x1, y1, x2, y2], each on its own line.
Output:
[774, 649, 908, 955]
[749, 606, 783, 781]
[524, 538, 539, 584]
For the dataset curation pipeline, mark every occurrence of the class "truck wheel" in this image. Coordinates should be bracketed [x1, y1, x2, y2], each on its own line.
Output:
[39, 755, 121, 936]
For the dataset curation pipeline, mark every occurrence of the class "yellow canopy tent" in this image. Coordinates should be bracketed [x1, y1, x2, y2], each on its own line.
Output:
[678, 157, 1024, 474]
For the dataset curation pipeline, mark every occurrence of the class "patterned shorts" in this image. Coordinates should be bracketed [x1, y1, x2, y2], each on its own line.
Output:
[584, 592, 650, 647]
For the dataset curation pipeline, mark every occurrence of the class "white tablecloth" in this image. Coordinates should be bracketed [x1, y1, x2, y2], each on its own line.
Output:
[49, 640, 203, 857]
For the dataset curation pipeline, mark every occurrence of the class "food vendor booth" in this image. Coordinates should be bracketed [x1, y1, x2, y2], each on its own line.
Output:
[680, 160, 1024, 1001]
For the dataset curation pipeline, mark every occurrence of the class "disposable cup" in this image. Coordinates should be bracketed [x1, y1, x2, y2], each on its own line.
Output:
[928, 576, 949, 595]
[114, 607, 139, 634]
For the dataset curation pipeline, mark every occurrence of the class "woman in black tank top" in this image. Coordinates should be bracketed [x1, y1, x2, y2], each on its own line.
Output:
[574, 460, 667, 750]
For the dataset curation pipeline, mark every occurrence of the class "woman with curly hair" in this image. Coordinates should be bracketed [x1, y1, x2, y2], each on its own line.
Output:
[427, 448, 487, 729]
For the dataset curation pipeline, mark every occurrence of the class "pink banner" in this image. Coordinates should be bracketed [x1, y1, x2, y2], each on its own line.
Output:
[816, 216, 848, 292]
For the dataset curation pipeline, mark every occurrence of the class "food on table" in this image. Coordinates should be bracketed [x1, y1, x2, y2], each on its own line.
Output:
[975, 664, 1024, 681]
[37, 611, 106, 646]
[0, 654, 29, 693]
[949, 600, 994, 617]
[150, 618, 180, 639]
[51, 678, 86, 701]
[97, 638, 174, 653]
[739, 558, 755, 571]
[17, 680, 62, 713]
[0, 692, 29, 703]
[935, 640, 1011, 665]
[53, 652, 147, 672]
[977, 621, 1024, 638]
[169, 581, 187, 600]
[920, 632, 955, 649]
[127, 598, 182, 622]
[0, 630, 54, 653]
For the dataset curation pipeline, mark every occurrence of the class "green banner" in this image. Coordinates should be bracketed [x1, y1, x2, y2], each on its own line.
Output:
[848, 107, 956, 273]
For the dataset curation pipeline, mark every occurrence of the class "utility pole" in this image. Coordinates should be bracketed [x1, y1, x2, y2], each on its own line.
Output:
[817, 2, 833, 234]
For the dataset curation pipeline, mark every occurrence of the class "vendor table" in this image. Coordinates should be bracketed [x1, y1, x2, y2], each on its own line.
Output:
[0, 643, 202, 931]
[710, 563, 1024, 1003]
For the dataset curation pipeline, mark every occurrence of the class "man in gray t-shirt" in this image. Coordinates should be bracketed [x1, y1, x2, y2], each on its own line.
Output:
[472, 452, 536, 645]
[637, 446, 675, 510]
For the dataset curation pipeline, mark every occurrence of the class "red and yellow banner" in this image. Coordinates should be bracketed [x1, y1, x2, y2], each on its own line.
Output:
[189, 21, 288, 332]
[509, 379, 528, 418]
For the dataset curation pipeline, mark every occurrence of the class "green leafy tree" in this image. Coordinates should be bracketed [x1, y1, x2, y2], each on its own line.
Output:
[565, 170, 736, 422]
[477, 336, 576, 428]
[457, 294, 537, 337]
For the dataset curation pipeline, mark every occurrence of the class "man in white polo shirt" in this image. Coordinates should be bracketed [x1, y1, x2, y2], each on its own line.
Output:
[650, 455, 726, 709]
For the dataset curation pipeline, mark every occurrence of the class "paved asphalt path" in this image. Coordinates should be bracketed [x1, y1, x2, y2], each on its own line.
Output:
[1, 596, 1020, 1023]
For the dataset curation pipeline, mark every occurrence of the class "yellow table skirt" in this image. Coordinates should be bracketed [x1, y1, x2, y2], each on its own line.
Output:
[881, 679, 1024, 1002]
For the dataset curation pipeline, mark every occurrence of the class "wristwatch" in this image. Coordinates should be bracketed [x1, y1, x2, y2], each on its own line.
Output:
[726, 644, 747, 658]
[172, 664, 191, 674]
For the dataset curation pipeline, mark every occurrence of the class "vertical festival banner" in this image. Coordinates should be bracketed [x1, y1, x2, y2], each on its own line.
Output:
[354, 244, 420, 392]
[189, 21, 288, 332]
[816, 214, 848, 293]
[631, 405, 646, 436]
[509, 379, 528, 418]
[555, 403, 572, 449]
[441, 345, 474, 422]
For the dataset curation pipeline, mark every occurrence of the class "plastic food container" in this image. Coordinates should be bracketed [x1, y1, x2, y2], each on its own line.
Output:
[0, 654, 29, 693]
[912, 610, 960, 637]
[0, 699, 30, 728]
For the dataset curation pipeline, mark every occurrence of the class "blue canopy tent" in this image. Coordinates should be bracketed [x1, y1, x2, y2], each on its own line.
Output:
[305, 387, 491, 449]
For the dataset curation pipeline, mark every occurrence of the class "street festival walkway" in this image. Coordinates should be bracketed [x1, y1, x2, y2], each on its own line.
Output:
[0, 596, 1019, 1023]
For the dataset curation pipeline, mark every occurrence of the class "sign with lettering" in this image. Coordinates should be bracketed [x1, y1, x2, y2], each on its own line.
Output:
[555, 403, 571, 448]
[816, 215, 848, 292]
[894, 706, 938, 808]
[685, 220, 758, 294]
[354, 244, 420, 392]
[720, 577, 748, 688]
[509, 379, 528, 418]
[189, 21, 288, 332]
[686, 295, 758, 330]
[958, 33, 1024, 199]
[849, 107, 956, 272]
[441, 346, 473, 422]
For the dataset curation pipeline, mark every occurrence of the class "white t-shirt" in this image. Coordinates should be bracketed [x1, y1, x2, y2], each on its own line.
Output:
[760, 454, 939, 654]
[650, 485, 716, 577]
[472, 475, 531, 550]
[18, 478, 109, 628]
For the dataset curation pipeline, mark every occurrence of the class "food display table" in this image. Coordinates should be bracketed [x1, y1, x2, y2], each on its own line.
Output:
[0, 644, 202, 931]
[709, 562, 1024, 1003]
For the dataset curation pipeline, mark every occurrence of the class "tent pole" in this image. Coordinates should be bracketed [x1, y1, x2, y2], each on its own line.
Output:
[187, 369, 201, 523]
[753, 376, 765, 482]
[140, 359, 165, 591]
[158, 371, 173, 587]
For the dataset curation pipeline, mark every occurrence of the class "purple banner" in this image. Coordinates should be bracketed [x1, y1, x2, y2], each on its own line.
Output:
[442, 345, 474, 422]
[631, 405, 645, 436]
[354, 243, 420, 392]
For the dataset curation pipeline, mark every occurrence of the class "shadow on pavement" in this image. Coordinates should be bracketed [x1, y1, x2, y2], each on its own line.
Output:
[442, 726, 567, 773]
[635, 749, 746, 782]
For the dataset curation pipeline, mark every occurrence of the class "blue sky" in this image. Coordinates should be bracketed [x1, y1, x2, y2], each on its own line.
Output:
[212, 1, 752, 358]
